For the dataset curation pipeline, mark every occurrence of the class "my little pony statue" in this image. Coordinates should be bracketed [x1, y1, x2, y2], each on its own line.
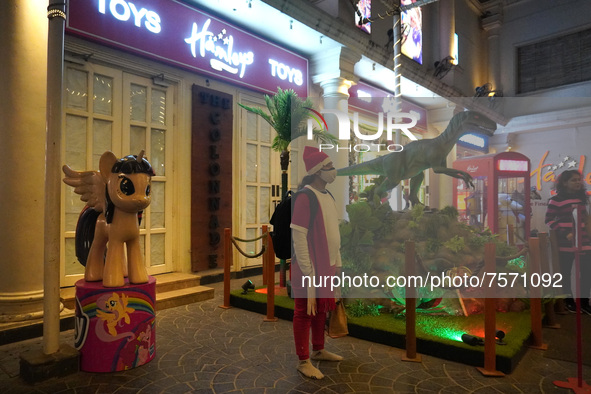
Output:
[63, 151, 155, 288]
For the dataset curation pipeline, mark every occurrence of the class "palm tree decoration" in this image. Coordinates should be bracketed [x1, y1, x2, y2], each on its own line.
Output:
[238, 87, 337, 180]
[239, 88, 337, 287]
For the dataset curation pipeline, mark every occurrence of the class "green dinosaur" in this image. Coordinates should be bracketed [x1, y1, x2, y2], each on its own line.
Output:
[337, 111, 497, 206]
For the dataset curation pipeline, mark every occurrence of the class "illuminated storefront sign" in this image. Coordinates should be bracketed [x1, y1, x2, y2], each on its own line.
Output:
[458, 133, 489, 152]
[401, 0, 423, 64]
[498, 159, 528, 172]
[67, 0, 308, 96]
[530, 150, 591, 193]
[355, 0, 372, 34]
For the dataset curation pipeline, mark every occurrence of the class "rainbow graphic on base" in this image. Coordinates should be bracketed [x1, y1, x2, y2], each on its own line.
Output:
[75, 276, 156, 372]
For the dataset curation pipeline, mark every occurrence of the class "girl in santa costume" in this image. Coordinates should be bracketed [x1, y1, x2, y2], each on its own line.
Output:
[291, 146, 344, 379]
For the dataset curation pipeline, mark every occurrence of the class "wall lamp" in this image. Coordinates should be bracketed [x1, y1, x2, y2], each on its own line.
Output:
[152, 73, 170, 87]
[433, 56, 456, 79]
[64, 52, 93, 65]
[474, 83, 503, 98]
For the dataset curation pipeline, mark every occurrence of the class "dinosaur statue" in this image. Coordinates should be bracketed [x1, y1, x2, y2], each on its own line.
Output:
[337, 111, 497, 207]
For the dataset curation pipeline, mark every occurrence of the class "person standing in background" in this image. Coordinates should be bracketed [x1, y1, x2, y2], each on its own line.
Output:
[545, 170, 591, 314]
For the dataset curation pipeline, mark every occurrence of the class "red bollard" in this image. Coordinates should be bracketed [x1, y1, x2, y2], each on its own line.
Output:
[219, 228, 232, 309]
[528, 237, 547, 350]
[264, 227, 278, 322]
[262, 225, 268, 286]
[402, 240, 421, 362]
[539, 233, 559, 329]
[477, 242, 504, 377]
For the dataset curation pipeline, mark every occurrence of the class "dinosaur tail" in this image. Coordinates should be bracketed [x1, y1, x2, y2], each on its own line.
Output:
[75, 206, 100, 267]
[337, 157, 385, 176]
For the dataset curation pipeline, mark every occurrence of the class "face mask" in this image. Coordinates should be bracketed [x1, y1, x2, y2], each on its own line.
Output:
[319, 168, 337, 184]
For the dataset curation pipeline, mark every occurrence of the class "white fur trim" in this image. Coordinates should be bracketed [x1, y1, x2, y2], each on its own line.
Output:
[307, 157, 332, 175]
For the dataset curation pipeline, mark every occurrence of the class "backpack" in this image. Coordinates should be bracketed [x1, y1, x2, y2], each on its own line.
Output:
[269, 188, 332, 260]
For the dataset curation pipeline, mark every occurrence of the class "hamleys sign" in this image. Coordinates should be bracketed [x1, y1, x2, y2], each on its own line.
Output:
[67, 0, 308, 97]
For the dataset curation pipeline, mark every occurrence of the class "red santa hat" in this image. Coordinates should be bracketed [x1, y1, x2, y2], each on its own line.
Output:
[303, 146, 332, 175]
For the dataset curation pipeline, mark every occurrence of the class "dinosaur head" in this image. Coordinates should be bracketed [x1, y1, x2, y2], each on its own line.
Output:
[454, 111, 497, 137]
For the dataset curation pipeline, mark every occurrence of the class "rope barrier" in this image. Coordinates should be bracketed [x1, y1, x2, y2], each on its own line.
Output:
[230, 232, 268, 258]
[232, 232, 268, 243]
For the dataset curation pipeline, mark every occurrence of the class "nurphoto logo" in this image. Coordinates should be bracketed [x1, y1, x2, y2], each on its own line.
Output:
[305, 107, 419, 153]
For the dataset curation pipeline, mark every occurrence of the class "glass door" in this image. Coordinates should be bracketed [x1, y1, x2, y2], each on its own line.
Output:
[122, 73, 173, 275]
[239, 96, 282, 268]
[62, 63, 122, 287]
[61, 63, 174, 286]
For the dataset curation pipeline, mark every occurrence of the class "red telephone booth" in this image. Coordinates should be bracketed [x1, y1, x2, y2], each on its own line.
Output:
[452, 152, 531, 245]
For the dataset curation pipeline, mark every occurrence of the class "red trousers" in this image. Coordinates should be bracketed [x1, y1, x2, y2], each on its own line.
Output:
[293, 297, 327, 360]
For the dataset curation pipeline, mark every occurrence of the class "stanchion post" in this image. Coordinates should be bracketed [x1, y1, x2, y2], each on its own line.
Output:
[264, 226, 278, 322]
[538, 233, 559, 328]
[507, 224, 515, 246]
[553, 205, 591, 392]
[549, 229, 566, 314]
[219, 228, 232, 309]
[262, 225, 268, 286]
[477, 242, 504, 377]
[528, 237, 547, 350]
[402, 240, 421, 362]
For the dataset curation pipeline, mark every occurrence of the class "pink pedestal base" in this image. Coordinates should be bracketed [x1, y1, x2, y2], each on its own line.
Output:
[74, 276, 156, 372]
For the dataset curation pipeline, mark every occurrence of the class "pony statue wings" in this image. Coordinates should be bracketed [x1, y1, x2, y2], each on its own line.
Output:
[63, 151, 155, 288]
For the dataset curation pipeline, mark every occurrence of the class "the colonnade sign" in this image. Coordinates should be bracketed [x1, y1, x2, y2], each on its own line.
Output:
[67, 0, 308, 97]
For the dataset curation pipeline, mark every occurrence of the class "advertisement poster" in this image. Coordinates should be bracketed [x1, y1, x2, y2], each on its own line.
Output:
[401, 0, 422, 64]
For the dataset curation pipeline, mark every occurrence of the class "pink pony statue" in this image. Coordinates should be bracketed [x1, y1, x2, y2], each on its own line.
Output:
[63, 151, 155, 287]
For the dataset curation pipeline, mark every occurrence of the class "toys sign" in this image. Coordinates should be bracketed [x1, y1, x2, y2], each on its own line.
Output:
[67, 0, 308, 97]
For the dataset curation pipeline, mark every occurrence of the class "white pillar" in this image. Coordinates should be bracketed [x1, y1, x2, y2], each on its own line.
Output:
[439, 0, 455, 61]
[428, 106, 456, 209]
[482, 10, 502, 92]
[392, 13, 404, 211]
[311, 47, 361, 219]
[317, 77, 354, 218]
[44, 0, 66, 355]
[0, 1, 48, 322]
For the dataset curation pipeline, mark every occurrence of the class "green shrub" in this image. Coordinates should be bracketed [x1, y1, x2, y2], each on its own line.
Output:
[444, 235, 465, 254]
[439, 205, 459, 218]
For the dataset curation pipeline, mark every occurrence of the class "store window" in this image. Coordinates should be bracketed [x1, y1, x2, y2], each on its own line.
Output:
[62, 63, 173, 286]
[517, 27, 591, 93]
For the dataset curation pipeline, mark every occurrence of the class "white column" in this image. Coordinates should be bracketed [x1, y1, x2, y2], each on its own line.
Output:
[428, 106, 456, 209]
[317, 77, 353, 218]
[0, 1, 48, 321]
[482, 11, 502, 92]
[311, 47, 361, 219]
[44, 0, 66, 355]
[439, 0, 455, 61]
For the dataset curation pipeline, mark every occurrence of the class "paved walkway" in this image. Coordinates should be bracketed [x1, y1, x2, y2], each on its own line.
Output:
[1, 274, 590, 393]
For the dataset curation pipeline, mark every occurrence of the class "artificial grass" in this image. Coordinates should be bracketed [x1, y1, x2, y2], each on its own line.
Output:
[349, 312, 530, 358]
[231, 288, 532, 373]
